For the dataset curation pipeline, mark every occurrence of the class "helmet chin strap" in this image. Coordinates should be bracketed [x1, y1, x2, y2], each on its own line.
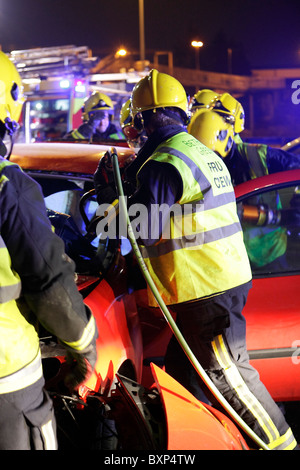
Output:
[4, 117, 19, 136]
[0, 134, 13, 160]
[0, 118, 19, 160]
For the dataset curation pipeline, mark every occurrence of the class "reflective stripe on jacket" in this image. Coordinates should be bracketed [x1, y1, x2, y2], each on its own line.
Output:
[69, 123, 124, 141]
[137, 132, 252, 306]
[71, 128, 87, 139]
[235, 141, 269, 179]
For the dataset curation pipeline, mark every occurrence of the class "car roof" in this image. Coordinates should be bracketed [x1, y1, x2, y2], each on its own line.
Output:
[234, 169, 300, 199]
[10, 142, 135, 175]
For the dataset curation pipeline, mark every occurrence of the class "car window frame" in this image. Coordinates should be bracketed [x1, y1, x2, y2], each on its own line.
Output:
[236, 173, 300, 279]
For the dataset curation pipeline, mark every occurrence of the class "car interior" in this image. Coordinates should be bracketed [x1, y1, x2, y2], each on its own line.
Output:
[237, 182, 300, 276]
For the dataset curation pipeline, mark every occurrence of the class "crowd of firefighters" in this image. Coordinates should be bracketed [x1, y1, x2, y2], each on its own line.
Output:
[1, 50, 300, 450]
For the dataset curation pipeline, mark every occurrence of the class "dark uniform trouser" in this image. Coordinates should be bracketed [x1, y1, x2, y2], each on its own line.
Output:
[165, 281, 297, 450]
[0, 376, 57, 450]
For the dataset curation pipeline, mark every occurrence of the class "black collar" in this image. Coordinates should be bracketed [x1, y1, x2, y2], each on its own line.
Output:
[126, 125, 186, 181]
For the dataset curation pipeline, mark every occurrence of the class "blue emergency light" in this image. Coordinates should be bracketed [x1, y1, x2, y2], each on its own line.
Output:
[75, 80, 86, 94]
[59, 78, 86, 95]
[59, 79, 70, 89]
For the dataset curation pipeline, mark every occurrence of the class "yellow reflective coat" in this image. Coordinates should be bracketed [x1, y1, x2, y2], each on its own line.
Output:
[0, 158, 97, 392]
[137, 132, 252, 306]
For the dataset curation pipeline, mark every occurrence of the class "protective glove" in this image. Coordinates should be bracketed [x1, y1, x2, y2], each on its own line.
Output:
[93, 151, 117, 204]
[64, 347, 97, 392]
[88, 112, 103, 133]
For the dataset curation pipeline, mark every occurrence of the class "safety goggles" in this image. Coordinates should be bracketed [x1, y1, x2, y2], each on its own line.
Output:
[123, 124, 140, 140]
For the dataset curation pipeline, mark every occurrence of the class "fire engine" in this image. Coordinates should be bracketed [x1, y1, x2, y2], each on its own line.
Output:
[9, 45, 144, 143]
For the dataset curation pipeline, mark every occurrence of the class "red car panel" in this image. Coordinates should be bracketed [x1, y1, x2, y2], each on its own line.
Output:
[79, 277, 143, 399]
[235, 169, 300, 402]
[234, 169, 300, 199]
[151, 364, 248, 450]
[245, 276, 300, 401]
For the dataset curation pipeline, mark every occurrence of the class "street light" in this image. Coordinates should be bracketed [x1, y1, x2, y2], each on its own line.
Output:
[115, 48, 127, 58]
[191, 40, 203, 70]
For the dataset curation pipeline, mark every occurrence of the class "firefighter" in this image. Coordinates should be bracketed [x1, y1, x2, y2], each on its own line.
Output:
[188, 90, 300, 183]
[94, 69, 297, 450]
[65, 91, 124, 142]
[188, 92, 300, 269]
[189, 89, 245, 134]
[0, 51, 98, 450]
[189, 88, 220, 113]
[119, 99, 147, 149]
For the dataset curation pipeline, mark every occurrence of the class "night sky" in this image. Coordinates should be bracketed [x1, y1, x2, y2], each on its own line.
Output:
[1, 0, 300, 73]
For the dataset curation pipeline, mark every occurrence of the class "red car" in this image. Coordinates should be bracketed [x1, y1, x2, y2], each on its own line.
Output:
[235, 170, 300, 402]
[10, 142, 300, 449]
[133, 171, 300, 404]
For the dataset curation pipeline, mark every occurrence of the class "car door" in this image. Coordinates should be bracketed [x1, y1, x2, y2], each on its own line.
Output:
[235, 170, 300, 402]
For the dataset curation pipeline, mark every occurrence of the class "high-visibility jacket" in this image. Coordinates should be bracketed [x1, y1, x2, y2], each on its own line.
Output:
[137, 132, 252, 306]
[0, 158, 97, 393]
[0, 160, 41, 390]
[67, 122, 124, 141]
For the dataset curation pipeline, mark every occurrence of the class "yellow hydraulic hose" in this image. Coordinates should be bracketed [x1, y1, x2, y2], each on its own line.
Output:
[111, 148, 270, 451]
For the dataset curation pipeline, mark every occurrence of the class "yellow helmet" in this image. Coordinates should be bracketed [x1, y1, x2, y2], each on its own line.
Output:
[188, 109, 234, 158]
[189, 89, 220, 113]
[213, 92, 245, 133]
[0, 52, 24, 135]
[120, 99, 132, 130]
[130, 69, 189, 120]
[82, 92, 114, 121]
